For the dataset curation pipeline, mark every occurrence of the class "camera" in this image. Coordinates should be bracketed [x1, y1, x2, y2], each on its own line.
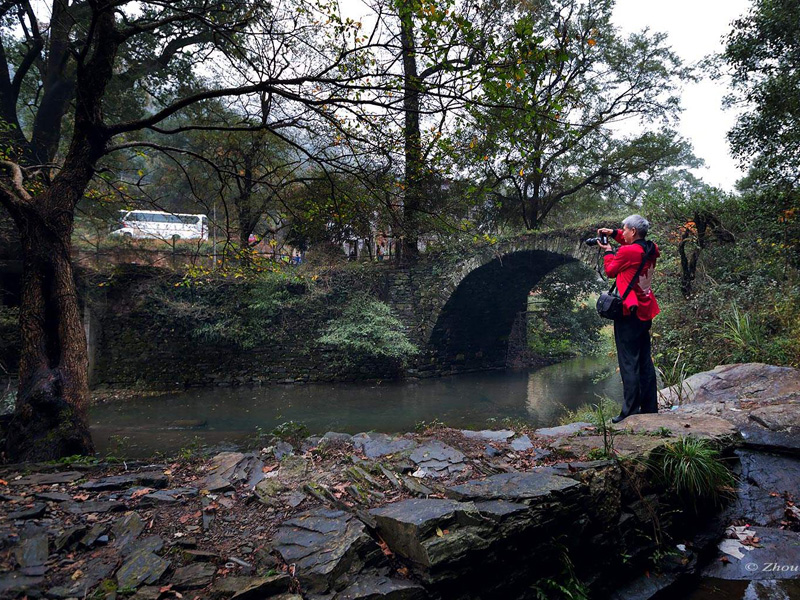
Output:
[584, 234, 609, 247]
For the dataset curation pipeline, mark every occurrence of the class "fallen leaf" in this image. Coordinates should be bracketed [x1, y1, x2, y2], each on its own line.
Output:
[131, 488, 154, 499]
[71, 570, 83, 581]
[72, 493, 90, 502]
[435, 527, 444, 538]
[397, 566, 410, 577]
[262, 465, 277, 473]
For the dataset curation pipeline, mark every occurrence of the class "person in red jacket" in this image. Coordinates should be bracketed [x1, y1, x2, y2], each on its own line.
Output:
[597, 215, 660, 423]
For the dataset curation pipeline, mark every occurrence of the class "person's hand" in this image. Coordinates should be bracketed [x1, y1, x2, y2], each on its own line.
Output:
[598, 242, 612, 253]
[597, 227, 614, 236]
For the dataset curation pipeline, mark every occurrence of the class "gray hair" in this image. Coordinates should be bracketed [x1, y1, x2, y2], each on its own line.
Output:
[622, 214, 649, 237]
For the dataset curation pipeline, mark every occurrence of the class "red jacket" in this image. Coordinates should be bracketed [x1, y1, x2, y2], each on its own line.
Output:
[603, 229, 660, 321]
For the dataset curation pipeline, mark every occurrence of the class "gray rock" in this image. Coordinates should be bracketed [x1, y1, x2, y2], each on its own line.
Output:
[749, 403, 800, 433]
[122, 535, 164, 557]
[274, 441, 294, 460]
[209, 574, 291, 599]
[740, 426, 800, 454]
[484, 445, 501, 458]
[445, 472, 579, 502]
[459, 430, 515, 442]
[730, 450, 800, 527]
[510, 435, 533, 452]
[65, 500, 125, 515]
[274, 508, 380, 593]
[0, 573, 44, 597]
[353, 433, 417, 459]
[666, 363, 800, 406]
[130, 586, 163, 600]
[14, 528, 48, 568]
[172, 562, 217, 590]
[8, 502, 46, 520]
[322, 432, 353, 442]
[408, 441, 467, 477]
[370, 498, 478, 567]
[703, 527, 800, 580]
[334, 572, 426, 599]
[80, 471, 169, 491]
[112, 512, 145, 548]
[34, 492, 72, 502]
[54, 525, 86, 551]
[534, 422, 592, 437]
[80, 523, 109, 547]
[116, 550, 170, 589]
[48, 557, 117, 598]
[9, 471, 83, 486]
[203, 452, 265, 492]
[142, 487, 198, 503]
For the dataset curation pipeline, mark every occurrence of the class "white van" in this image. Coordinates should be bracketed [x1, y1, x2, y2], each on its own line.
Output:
[110, 210, 209, 240]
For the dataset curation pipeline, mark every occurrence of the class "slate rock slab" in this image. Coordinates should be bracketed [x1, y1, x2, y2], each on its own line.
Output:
[273, 508, 380, 593]
[112, 512, 145, 548]
[510, 435, 533, 452]
[48, 556, 117, 598]
[34, 492, 72, 503]
[0, 573, 44, 597]
[353, 433, 417, 459]
[172, 562, 217, 590]
[408, 441, 466, 477]
[203, 452, 264, 491]
[14, 528, 48, 568]
[116, 549, 170, 589]
[370, 498, 479, 567]
[137, 487, 198, 504]
[122, 535, 165, 558]
[334, 572, 426, 600]
[459, 430, 515, 442]
[9, 471, 83, 486]
[209, 574, 291, 599]
[66, 500, 125, 514]
[8, 502, 46, 520]
[80, 471, 169, 491]
[534, 422, 592, 437]
[445, 472, 579, 503]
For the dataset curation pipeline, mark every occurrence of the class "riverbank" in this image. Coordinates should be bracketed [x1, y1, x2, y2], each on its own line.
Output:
[2, 364, 798, 600]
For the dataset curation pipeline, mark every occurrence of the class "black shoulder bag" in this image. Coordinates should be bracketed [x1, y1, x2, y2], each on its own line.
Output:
[596, 245, 650, 320]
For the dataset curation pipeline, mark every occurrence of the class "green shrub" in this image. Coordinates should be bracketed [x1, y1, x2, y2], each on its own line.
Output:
[318, 296, 419, 365]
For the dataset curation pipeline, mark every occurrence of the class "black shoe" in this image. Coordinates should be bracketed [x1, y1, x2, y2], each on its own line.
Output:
[611, 414, 626, 424]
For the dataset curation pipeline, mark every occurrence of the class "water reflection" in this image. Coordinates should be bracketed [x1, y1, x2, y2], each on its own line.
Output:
[525, 356, 620, 424]
[91, 354, 622, 456]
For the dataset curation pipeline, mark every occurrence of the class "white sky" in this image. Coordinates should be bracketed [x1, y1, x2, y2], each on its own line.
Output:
[612, 0, 752, 191]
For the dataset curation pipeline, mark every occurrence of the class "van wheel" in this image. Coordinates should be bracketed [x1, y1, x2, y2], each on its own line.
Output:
[123, 232, 132, 238]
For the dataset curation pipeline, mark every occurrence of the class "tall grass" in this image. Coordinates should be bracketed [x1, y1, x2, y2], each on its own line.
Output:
[650, 437, 736, 510]
[718, 302, 760, 359]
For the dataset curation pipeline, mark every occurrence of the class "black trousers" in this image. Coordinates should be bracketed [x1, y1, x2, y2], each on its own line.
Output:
[613, 314, 658, 417]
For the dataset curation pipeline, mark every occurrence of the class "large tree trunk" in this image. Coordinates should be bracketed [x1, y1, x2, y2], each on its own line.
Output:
[5, 208, 94, 461]
[399, 3, 422, 260]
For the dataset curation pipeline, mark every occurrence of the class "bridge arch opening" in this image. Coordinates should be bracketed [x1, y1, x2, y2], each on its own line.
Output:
[426, 249, 602, 372]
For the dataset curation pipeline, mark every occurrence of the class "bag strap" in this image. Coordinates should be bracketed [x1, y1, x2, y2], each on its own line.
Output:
[619, 243, 651, 300]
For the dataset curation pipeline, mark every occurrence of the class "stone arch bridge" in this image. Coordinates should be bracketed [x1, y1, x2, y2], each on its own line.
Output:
[384, 226, 609, 376]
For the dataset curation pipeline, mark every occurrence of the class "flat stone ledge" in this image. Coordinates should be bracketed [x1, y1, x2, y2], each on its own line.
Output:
[445, 472, 579, 502]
